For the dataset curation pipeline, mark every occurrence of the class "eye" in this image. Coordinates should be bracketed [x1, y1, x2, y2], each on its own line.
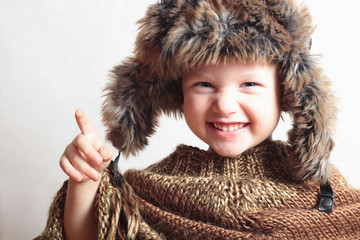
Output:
[241, 82, 257, 87]
[196, 82, 213, 88]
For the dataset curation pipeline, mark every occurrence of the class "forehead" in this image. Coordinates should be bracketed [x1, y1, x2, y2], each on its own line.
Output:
[183, 61, 278, 80]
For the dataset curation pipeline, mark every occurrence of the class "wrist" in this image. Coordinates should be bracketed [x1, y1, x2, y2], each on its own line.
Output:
[68, 177, 101, 192]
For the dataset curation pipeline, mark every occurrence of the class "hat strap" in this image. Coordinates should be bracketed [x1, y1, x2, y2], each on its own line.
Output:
[319, 182, 334, 213]
[113, 152, 124, 186]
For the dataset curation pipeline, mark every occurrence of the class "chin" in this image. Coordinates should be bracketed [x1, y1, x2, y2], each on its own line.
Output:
[212, 148, 245, 157]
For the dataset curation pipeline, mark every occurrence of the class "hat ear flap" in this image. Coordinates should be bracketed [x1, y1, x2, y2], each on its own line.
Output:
[282, 54, 337, 184]
[102, 59, 160, 157]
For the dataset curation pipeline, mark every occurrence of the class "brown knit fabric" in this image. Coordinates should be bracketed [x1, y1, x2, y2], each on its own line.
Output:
[34, 140, 360, 239]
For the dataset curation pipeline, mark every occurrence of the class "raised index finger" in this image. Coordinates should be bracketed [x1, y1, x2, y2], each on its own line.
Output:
[75, 108, 97, 135]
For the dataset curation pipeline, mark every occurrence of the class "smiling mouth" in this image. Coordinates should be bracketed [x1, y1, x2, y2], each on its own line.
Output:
[211, 122, 248, 132]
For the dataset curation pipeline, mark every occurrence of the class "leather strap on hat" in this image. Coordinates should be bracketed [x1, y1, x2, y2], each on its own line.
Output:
[113, 152, 124, 187]
[319, 182, 334, 213]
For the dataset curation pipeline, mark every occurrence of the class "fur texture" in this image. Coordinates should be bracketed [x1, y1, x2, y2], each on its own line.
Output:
[102, 0, 337, 184]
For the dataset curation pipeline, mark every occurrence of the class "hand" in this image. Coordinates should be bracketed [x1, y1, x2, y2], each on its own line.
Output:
[60, 109, 113, 183]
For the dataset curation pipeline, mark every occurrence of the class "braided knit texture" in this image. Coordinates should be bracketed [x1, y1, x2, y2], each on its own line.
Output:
[35, 140, 360, 239]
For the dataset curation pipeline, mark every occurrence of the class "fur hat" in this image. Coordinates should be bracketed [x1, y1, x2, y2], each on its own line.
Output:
[102, 0, 337, 184]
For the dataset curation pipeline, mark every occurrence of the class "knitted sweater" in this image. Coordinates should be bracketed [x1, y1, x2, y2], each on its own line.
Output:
[35, 140, 360, 239]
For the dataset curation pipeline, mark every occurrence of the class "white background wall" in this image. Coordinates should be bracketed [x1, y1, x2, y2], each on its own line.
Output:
[1, 0, 359, 239]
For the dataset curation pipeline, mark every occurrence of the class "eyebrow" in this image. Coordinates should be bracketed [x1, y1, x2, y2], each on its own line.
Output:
[185, 71, 263, 80]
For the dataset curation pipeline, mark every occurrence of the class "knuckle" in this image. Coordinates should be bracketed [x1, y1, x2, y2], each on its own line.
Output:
[59, 154, 68, 168]
[64, 146, 75, 161]
[73, 134, 84, 146]
[59, 159, 70, 175]
[59, 159, 65, 170]
[64, 143, 77, 159]
[59, 156, 65, 166]
[64, 144, 72, 153]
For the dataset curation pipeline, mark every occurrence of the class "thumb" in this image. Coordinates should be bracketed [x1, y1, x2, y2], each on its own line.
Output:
[93, 145, 113, 173]
[99, 145, 113, 162]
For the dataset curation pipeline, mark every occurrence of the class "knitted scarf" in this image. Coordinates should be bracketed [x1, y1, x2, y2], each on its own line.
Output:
[34, 140, 360, 239]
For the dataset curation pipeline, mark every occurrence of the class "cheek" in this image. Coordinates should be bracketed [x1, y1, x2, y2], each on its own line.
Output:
[183, 101, 201, 120]
[262, 95, 281, 128]
[183, 95, 211, 129]
[247, 93, 281, 121]
[182, 95, 197, 118]
[183, 93, 207, 112]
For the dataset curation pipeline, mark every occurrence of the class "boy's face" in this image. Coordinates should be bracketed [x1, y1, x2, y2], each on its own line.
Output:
[182, 61, 281, 157]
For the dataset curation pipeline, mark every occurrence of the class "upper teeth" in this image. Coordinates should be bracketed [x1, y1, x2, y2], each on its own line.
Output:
[213, 123, 245, 131]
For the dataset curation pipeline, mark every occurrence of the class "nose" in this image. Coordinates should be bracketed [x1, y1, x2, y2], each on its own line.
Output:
[212, 91, 239, 115]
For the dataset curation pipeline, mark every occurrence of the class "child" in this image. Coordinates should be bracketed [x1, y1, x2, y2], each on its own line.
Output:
[35, 0, 360, 239]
